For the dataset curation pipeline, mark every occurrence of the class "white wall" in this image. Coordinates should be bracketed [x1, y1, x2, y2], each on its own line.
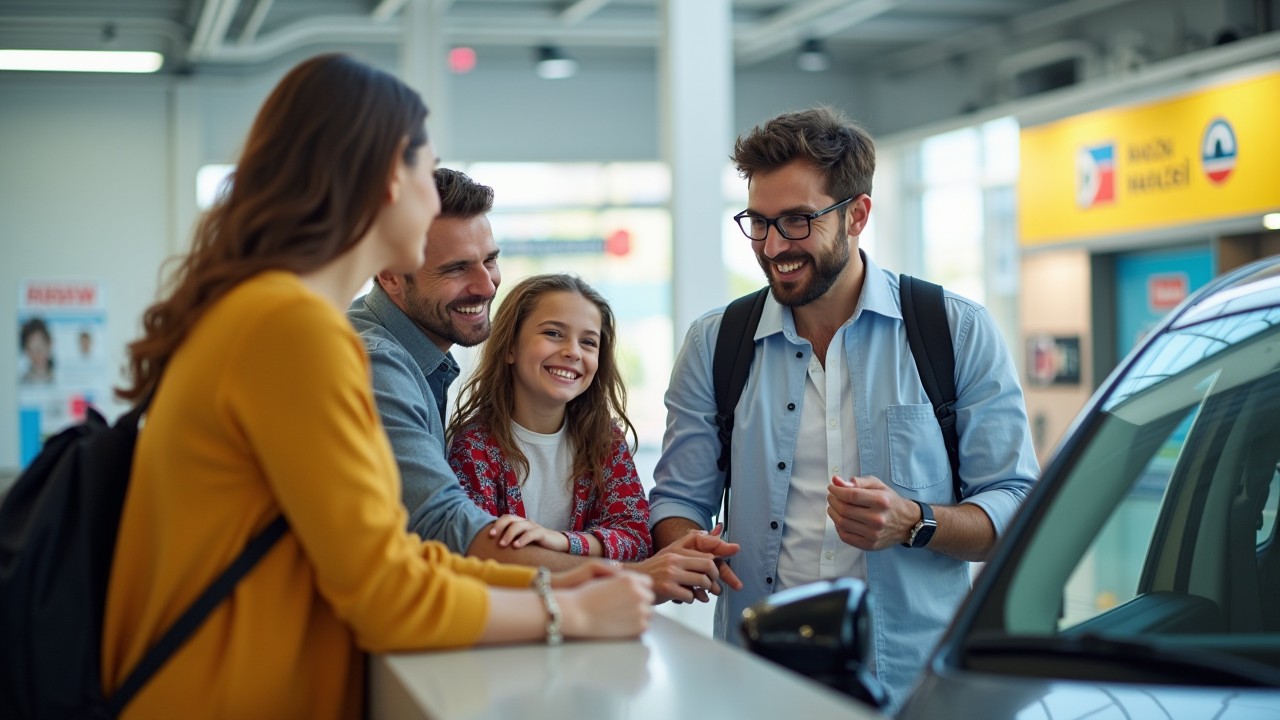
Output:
[1, 76, 173, 470]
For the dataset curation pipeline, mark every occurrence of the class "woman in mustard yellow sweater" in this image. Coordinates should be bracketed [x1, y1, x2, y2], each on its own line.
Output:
[102, 54, 653, 720]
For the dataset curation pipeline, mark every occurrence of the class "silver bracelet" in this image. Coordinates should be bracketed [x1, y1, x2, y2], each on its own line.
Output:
[532, 567, 563, 646]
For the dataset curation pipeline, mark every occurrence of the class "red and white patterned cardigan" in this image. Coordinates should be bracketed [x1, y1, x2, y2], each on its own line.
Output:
[447, 421, 653, 561]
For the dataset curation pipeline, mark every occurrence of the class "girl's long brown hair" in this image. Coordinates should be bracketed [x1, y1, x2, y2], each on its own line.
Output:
[118, 53, 428, 402]
[449, 274, 636, 496]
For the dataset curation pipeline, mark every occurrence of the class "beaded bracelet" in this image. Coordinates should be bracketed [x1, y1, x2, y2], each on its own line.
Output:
[531, 566, 563, 645]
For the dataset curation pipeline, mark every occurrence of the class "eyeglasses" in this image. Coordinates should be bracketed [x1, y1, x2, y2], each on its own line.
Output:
[733, 197, 854, 241]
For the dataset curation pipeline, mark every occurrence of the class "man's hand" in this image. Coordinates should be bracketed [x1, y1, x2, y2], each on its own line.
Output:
[826, 475, 916, 550]
[489, 514, 568, 552]
[632, 523, 743, 604]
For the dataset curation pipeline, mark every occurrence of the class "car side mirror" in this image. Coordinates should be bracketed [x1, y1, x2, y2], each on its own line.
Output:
[739, 577, 887, 709]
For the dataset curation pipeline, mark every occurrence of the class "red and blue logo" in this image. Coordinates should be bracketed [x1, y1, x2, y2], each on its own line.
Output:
[1076, 143, 1115, 209]
[1201, 118, 1237, 185]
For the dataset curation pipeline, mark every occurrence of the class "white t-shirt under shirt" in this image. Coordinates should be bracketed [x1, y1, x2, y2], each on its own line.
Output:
[776, 324, 867, 591]
[511, 421, 574, 531]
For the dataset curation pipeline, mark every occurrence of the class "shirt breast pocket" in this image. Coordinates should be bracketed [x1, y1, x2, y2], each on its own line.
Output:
[885, 403, 948, 491]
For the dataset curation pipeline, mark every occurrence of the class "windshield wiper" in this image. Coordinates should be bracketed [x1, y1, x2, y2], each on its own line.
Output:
[963, 633, 1280, 688]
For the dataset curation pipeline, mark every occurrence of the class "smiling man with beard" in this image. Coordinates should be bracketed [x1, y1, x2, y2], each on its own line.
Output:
[351, 168, 743, 605]
[649, 106, 1038, 711]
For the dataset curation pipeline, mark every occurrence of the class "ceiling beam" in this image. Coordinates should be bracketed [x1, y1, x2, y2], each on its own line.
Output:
[188, 0, 241, 60]
[879, 0, 1139, 74]
[560, 0, 613, 26]
[371, 0, 408, 23]
[735, 0, 899, 66]
[237, 0, 273, 45]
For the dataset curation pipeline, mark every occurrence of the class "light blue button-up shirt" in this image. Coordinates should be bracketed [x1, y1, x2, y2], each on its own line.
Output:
[347, 284, 494, 553]
[650, 254, 1039, 709]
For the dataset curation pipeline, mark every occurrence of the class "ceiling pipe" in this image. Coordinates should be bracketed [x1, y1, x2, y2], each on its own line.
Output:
[187, 0, 240, 60]
[371, 0, 408, 23]
[237, 0, 274, 45]
[374, 0, 455, 24]
[560, 0, 613, 26]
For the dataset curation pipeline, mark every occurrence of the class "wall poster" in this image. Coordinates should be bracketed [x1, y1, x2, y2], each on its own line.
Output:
[17, 279, 108, 469]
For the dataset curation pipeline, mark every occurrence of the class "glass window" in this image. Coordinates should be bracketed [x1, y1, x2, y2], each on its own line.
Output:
[1060, 410, 1198, 628]
[915, 118, 1021, 315]
[459, 162, 674, 452]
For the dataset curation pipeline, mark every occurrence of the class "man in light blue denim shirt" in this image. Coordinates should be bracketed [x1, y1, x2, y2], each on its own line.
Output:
[351, 168, 738, 603]
[650, 107, 1039, 710]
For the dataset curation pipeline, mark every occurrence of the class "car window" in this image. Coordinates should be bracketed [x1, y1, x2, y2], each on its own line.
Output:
[966, 304, 1280, 683]
[1060, 410, 1198, 628]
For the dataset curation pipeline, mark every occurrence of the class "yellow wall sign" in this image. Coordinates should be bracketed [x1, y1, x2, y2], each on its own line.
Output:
[1019, 71, 1280, 246]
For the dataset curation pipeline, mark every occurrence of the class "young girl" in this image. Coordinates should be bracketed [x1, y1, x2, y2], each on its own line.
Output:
[101, 55, 650, 720]
[448, 274, 652, 562]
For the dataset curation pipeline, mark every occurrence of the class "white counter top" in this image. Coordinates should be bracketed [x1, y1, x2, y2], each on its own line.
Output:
[371, 614, 886, 720]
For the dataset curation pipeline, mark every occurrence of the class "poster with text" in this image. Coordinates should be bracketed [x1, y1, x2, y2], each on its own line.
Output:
[18, 279, 108, 469]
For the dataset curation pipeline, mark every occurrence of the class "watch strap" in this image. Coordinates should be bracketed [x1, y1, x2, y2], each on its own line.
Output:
[902, 500, 937, 548]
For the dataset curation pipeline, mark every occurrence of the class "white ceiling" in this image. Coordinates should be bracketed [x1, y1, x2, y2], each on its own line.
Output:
[0, 0, 1146, 75]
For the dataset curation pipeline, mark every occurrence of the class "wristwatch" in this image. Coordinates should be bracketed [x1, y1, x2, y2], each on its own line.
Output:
[902, 500, 937, 548]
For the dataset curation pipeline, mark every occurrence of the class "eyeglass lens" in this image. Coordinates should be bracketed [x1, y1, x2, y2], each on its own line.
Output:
[737, 214, 813, 241]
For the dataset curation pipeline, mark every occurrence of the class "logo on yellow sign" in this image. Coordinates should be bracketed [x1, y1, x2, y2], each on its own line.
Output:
[1201, 118, 1237, 185]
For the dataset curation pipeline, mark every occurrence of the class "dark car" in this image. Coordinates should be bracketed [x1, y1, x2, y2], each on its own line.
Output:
[747, 255, 1280, 718]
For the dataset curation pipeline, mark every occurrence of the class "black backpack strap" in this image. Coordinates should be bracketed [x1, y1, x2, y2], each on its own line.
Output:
[900, 275, 962, 503]
[106, 514, 289, 716]
[712, 287, 768, 523]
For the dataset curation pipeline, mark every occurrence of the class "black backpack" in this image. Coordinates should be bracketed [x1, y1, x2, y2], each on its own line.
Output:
[0, 403, 288, 719]
[712, 275, 962, 521]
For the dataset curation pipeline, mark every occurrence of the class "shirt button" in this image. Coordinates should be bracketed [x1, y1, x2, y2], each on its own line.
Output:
[831, 466, 839, 475]
[770, 521, 779, 530]
[829, 418, 838, 427]
[777, 461, 786, 470]
[438, 362, 449, 371]
[825, 551, 834, 560]
[795, 351, 803, 359]
[765, 576, 773, 584]
[787, 403, 796, 411]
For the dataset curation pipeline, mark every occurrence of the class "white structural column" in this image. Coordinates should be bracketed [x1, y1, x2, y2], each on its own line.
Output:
[168, 80, 202, 256]
[660, 0, 733, 350]
[400, 0, 451, 157]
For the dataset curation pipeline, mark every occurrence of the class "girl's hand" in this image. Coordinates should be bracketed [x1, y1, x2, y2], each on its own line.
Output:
[490, 514, 569, 551]
[551, 559, 621, 589]
[558, 571, 654, 639]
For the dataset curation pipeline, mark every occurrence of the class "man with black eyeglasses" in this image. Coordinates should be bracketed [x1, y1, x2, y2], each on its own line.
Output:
[648, 106, 1038, 711]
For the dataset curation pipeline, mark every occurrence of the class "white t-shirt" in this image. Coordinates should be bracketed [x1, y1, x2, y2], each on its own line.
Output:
[512, 421, 575, 531]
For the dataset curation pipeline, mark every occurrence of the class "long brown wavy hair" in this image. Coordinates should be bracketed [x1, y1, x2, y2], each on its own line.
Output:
[118, 53, 428, 402]
[449, 274, 636, 496]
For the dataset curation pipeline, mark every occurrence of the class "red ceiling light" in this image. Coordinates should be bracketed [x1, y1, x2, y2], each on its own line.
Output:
[448, 47, 476, 74]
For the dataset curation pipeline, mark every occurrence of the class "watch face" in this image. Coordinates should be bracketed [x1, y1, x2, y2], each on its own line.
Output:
[912, 522, 937, 548]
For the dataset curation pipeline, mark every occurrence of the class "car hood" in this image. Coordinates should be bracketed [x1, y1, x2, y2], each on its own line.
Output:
[898, 667, 1280, 719]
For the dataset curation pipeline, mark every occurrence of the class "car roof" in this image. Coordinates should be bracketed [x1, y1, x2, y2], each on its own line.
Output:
[1171, 254, 1280, 330]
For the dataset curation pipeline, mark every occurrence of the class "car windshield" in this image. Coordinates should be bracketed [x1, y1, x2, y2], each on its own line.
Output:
[963, 301, 1280, 686]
